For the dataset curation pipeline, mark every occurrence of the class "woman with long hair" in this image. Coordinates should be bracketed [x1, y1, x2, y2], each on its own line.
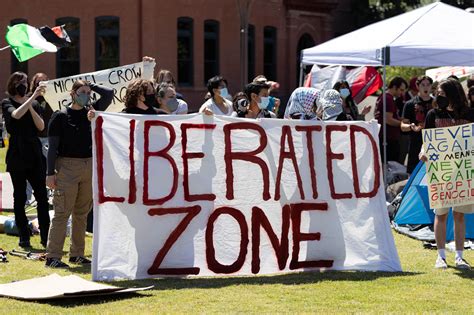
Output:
[421, 78, 473, 270]
[122, 79, 159, 114]
[332, 80, 371, 120]
[1, 72, 50, 248]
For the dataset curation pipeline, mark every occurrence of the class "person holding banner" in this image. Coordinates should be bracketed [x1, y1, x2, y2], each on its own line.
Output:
[156, 69, 186, 102]
[156, 83, 187, 115]
[1, 72, 50, 249]
[243, 81, 276, 119]
[320, 89, 349, 121]
[199, 76, 234, 116]
[122, 79, 160, 115]
[421, 79, 473, 270]
[45, 80, 113, 268]
[284, 87, 320, 120]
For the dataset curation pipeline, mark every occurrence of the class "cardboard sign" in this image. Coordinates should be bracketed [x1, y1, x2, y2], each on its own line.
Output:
[0, 274, 152, 300]
[423, 123, 474, 209]
[42, 61, 155, 110]
[92, 113, 401, 281]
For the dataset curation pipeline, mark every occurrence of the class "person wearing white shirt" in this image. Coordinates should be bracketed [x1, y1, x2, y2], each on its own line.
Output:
[199, 75, 234, 116]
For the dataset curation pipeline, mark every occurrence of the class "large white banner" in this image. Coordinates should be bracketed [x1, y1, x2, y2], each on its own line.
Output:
[92, 113, 401, 281]
[423, 123, 474, 209]
[43, 61, 155, 110]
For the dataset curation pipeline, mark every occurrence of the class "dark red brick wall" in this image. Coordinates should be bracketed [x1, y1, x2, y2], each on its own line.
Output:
[0, 0, 339, 112]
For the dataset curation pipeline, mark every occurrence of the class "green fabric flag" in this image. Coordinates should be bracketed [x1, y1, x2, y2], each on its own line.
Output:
[5, 23, 57, 62]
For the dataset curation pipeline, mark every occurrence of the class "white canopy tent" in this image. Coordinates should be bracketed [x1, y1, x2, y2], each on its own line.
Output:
[301, 2, 474, 180]
[302, 2, 474, 67]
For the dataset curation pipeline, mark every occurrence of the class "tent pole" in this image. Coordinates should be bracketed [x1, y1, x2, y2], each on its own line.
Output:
[299, 62, 304, 87]
[382, 63, 387, 185]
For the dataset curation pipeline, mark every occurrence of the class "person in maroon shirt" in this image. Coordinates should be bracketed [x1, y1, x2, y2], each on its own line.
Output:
[376, 76, 407, 162]
[401, 76, 433, 174]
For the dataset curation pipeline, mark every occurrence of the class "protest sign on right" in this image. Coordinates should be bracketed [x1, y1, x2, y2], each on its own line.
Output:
[423, 123, 474, 209]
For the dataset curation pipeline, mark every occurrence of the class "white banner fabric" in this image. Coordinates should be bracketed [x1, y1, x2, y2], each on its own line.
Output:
[42, 61, 155, 110]
[92, 113, 401, 281]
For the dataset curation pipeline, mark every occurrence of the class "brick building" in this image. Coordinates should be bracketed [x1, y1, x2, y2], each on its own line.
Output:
[0, 0, 349, 111]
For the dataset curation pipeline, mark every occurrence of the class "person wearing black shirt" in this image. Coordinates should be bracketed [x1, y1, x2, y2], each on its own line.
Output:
[45, 80, 113, 268]
[421, 79, 473, 270]
[122, 79, 162, 115]
[1, 72, 50, 248]
[401, 76, 433, 174]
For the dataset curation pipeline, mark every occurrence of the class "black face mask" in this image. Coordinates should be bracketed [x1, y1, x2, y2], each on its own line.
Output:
[15, 84, 27, 97]
[144, 94, 158, 108]
[435, 95, 449, 110]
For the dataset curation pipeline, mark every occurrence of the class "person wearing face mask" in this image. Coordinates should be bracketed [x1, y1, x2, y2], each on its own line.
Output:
[332, 80, 371, 121]
[156, 83, 186, 115]
[156, 69, 185, 102]
[400, 76, 433, 174]
[45, 80, 113, 268]
[199, 75, 234, 116]
[252, 75, 281, 115]
[420, 78, 474, 270]
[244, 82, 276, 119]
[122, 79, 159, 115]
[1, 72, 50, 249]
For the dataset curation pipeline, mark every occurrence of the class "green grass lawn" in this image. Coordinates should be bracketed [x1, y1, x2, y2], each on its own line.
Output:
[0, 229, 472, 313]
[0, 145, 472, 313]
[0, 147, 5, 173]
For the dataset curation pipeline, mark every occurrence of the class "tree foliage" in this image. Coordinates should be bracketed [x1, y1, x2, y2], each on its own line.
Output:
[350, 0, 472, 31]
[348, 0, 472, 82]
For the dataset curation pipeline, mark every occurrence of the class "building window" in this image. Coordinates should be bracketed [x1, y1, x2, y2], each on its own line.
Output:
[56, 17, 80, 77]
[95, 16, 119, 70]
[177, 17, 193, 86]
[296, 33, 315, 85]
[10, 19, 28, 74]
[204, 20, 219, 84]
[263, 26, 277, 81]
[247, 24, 255, 82]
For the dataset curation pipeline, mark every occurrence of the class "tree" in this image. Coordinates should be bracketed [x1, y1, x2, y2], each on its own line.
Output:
[349, 0, 471, 31]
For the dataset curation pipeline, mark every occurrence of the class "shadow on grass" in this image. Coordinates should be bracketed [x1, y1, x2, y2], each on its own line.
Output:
[34, 291, 147, 307]
[67, 265, 92, 275]
[33, 269, 420, 308]
[454, 269, 473, 280]
[116, 270, 420, 291]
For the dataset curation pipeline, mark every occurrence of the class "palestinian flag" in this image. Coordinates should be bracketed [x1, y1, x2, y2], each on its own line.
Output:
[304, 65, 382, 104]
[5, 23, 71, 62]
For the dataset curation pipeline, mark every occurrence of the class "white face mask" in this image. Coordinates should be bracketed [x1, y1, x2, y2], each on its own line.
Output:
[339, 88, 350, 99]
[258, 96, 270, 110]
[219, 87, 230, 99]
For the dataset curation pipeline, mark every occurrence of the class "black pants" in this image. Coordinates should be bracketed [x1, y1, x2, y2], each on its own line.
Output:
[9, 166, 50, 245]
[380, 139, 401, 163]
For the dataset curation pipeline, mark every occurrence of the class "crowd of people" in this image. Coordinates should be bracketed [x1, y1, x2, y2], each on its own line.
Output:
[1, 55, 473, 270]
